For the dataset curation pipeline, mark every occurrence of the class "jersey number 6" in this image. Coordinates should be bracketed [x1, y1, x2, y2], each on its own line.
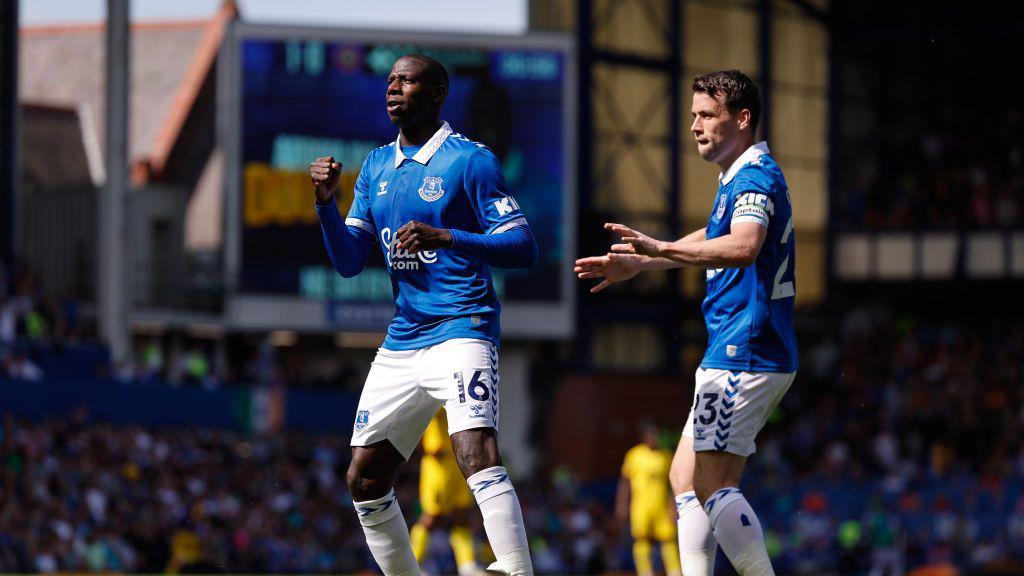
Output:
[455, 370, 490, 403]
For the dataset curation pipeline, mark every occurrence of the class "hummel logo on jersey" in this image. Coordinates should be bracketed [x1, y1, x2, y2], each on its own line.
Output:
[493, 196, 520, 216]
[381, 227, 438, 270]
[418, 176, 445, 202]
[733, 192, 775, 216]
[378, 181, 389, 196]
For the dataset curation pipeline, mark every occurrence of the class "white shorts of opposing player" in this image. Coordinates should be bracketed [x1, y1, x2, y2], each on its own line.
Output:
[353, 338, 500, 459]
[682, 368, 795, 457]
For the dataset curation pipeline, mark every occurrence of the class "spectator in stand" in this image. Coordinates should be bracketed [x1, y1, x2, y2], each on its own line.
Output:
[0, 259, 81, 347]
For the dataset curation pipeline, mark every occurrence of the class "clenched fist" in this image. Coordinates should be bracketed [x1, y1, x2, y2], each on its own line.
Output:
[309, 156, 342, 205]
[396, 221, 453, 253]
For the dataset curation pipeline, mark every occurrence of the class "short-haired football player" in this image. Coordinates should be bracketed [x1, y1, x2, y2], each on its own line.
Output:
[576, 70, 797, 576]
[310, 54, 538, 576]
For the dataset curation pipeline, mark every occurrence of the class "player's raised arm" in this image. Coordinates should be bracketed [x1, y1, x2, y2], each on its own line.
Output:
[311, 156, 375, 278]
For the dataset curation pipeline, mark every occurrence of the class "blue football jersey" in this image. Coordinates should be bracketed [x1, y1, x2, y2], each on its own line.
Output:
[701, 142, 798, 372]
[345, 122, 530, 350]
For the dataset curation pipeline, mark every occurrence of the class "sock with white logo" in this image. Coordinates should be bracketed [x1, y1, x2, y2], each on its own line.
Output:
[353, 489, 420, 576]
[468, 466, 533, 576]
[676, 491, 717, 576]
[703, 488, 775, 576]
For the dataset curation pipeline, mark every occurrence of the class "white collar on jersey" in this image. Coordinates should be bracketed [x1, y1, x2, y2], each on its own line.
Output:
[719, 141, 770, 185]
[393, 121, 453, 168]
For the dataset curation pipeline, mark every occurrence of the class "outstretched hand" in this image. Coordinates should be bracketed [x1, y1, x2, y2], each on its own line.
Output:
[574, 252, 645, 293]
[604, 222, 667, 258]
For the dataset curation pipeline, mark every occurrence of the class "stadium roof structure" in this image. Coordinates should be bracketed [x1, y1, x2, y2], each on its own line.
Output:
[19, 102, 93, 189]
[18, 1, 238, 186]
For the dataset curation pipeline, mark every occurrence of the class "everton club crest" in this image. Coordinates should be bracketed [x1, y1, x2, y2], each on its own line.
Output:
[355, 410, 370, 431]
[418, 176, 445, 202]
[716, 194, 728, 220]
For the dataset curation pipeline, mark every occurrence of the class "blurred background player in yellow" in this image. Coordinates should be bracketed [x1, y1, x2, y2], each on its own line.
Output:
[411, 408, 482, 576]
[617, 423, 682, 576]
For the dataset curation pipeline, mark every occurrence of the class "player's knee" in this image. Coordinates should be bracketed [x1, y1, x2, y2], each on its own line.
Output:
[669, 468, 693, 496]
[346, 462, 387, 501]
[692, 483, 713, 505]
[692, 476, 727, 505]
[455, 448, 500, 478]
[672, 481, 695, 497]
[451, 429, 501, 477]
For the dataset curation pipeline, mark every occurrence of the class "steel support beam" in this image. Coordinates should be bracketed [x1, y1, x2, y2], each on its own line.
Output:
[99, 0, 130, 363]
[759, 0, 773, 143]
[787, 0, 827, 24]
[577, 0, 685, 372]
[575, 0, 595, 369]
[825, 0, 841, 295]
[0, 0, 17, 267]
[663, 0, 683, 374]
[591, 49, 677, 72]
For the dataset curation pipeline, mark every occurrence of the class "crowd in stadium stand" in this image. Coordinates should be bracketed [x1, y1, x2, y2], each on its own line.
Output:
[0, 259, 81, 381]
[748, 307, 1024, 574]
[837, 114, 1024, 229]
[2, 307, 1023, 574]
[0, 413, 370, 574]
[111, 340, 225, 389]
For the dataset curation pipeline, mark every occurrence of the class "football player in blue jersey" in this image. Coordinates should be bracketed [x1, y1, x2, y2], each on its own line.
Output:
[576, 70, 797, 576]
[309, 54, 537, 576]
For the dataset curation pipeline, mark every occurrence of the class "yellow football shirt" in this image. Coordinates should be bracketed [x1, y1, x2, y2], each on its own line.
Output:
[422, 409, 452, 456]
[419, 409, 472, 515]
[621, 443, 672, 514]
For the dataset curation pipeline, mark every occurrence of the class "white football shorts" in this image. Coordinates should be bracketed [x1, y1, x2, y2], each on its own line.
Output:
[682, 368, 795, 457]
[351, 338, 499, 459]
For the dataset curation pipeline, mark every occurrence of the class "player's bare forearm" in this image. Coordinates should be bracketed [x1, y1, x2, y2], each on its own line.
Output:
[577, 224, 709, 291]
[633, 255, 681, 271]
[634, 227, 707, 271]
[609, 222, 764, 269]
[659, 227, 765, 268]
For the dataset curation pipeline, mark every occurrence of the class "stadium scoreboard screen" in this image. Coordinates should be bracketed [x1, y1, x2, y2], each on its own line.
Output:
[223, 25, 575, 338]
